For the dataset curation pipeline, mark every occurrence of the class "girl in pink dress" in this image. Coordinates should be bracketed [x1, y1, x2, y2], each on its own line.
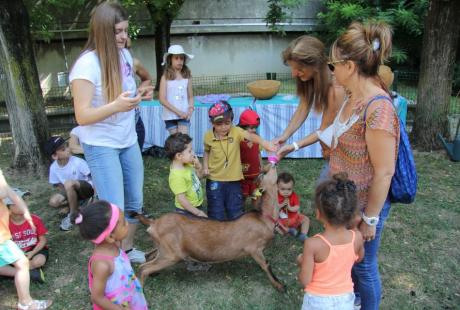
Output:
[75, 200, 148, 310]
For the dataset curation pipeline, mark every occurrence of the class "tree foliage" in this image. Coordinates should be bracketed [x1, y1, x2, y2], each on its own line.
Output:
[265, 0, 309, 34]
[317, 0, 429, 67]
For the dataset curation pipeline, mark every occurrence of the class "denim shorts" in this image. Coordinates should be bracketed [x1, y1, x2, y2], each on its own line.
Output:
[0, 240, 25, 267]
[165, 119, 190, 130]
[302, 292, 355, 310]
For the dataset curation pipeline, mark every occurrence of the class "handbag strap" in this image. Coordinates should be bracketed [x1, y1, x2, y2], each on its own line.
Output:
[362, 95, 393, 129]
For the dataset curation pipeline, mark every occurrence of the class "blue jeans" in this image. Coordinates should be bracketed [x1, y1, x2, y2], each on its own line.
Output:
[352, 198, 391, 310]
[206, 180, 243, 220]
[82, 142, 144, 223]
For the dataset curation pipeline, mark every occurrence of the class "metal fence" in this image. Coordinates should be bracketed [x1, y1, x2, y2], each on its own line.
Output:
[0, 71, 458, 134]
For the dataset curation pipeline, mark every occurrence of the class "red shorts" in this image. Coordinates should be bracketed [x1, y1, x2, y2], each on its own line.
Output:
[279, 213, 306, 229]
[241, 178, 258, 198]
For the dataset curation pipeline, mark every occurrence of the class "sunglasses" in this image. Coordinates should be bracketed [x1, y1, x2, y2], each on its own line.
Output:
[327, 60, 346, 72]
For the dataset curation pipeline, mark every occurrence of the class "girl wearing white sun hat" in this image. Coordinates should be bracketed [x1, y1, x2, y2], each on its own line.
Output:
[159, 44, 195, 135]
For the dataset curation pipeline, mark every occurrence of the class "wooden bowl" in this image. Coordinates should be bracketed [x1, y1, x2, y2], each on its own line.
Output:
[247, 80, 281, 100]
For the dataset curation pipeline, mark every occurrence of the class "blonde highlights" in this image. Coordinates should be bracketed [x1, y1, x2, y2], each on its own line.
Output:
[83, 1, 129, 103]
[282, 35, 330, 112]
[331, 21, 392, 78]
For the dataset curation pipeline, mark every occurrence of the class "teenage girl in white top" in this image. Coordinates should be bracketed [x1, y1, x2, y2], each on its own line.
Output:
[69, 2, 152, 264]
[159, 45, 195, 135]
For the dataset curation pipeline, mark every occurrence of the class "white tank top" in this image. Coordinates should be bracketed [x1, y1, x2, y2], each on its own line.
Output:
[162, 79, 189, 120]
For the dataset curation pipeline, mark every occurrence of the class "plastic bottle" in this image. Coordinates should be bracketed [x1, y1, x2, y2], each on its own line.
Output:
[267, 152, 279, 165]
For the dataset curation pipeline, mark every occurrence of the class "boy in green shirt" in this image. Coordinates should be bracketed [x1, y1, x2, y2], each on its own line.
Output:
[165, 133, 207, 218]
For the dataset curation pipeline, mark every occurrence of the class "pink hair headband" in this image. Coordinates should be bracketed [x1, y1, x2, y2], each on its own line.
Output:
[91, 204, 120, 244]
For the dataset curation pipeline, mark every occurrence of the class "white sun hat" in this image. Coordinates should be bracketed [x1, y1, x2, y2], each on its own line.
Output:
[161, 45, 194, 66]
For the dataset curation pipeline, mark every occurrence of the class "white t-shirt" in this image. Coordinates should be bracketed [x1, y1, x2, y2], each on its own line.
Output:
[162, 79, 189, 120]
[69, 48, 137, 148]
[70, 126, 82, 139]
[49, 156, 92, 186]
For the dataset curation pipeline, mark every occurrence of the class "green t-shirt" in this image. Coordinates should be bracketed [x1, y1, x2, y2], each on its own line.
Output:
[169, 164, 204, 209]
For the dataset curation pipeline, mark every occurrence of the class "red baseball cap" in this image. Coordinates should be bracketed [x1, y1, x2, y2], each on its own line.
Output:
[238, 109, 260, 127]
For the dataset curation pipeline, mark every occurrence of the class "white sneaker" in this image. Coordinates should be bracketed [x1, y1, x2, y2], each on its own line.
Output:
[127, 248, 146, 264]
[60, 214, 73, 231]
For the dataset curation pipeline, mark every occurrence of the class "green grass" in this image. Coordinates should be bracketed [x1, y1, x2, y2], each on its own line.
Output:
[0, 142, 459, 309]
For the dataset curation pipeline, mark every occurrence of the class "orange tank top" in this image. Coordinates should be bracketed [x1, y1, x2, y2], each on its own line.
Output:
[305, 230, 358, 295]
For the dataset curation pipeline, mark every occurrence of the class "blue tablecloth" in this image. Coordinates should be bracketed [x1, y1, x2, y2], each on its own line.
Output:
[139, 94, 323, 158]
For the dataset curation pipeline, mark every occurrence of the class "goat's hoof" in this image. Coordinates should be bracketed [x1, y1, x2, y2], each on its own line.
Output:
[275, 282, 286, 293]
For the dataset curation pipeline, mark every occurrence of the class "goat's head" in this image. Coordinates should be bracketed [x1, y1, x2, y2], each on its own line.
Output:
[253, 163, 278, 213]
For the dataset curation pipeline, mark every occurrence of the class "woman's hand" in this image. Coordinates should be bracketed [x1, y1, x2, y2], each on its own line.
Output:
[113, 91, 142, 112]
[277, 144, 294, 159]
[186, 106, 194, 120]
[195, 209, 208, 218]
[359, 220, 377, 242]
[272, 136, 286, 147]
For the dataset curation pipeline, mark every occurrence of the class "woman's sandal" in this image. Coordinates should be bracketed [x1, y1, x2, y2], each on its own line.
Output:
[17, 299, 53, 310]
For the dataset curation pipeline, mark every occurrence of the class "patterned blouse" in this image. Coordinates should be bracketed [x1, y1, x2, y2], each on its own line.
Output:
[329, 95, 400, 210]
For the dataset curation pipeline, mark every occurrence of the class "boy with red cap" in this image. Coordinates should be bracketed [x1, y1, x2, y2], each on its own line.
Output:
[238, 109, 263, 205]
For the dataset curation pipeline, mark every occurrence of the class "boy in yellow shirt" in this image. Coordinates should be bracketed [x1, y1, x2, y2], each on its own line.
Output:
[203, 100, 276, 220]
[164, 133, 207, 218]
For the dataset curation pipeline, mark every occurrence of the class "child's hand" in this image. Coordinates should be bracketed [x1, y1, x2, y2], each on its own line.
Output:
[262, 140, 277, 153]
[195, 210, 208, 218]
[296, 253, 303, 266]
[114, 91, 141, 112]
[203, 167, 209, 176]
[26, 252, 34, 260]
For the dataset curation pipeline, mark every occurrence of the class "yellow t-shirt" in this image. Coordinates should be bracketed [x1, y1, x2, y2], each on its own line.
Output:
[169, 164, 204, 209]
[204, 126, 246, 181]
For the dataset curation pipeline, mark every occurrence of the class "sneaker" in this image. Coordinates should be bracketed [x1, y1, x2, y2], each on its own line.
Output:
[17, 299, 52, 309]
[288, 228, 298, 237]
[127, 248, 146, 264]
[59, 214, 73, 231]
[30, 268, 45, 283]
[186, 261, 212, 272]
[297, 233, 308, 242]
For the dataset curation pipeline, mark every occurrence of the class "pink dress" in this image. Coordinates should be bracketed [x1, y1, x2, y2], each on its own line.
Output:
[88, 249, 148, 310]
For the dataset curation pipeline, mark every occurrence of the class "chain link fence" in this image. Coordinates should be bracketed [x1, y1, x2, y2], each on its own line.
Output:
[0, 71, 459, 135]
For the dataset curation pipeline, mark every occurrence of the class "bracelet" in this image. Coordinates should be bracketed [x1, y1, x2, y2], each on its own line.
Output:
[292, 142, 300, 151]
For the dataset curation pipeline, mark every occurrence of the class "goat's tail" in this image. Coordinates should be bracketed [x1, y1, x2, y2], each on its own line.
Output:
[129, 211, 154, 226]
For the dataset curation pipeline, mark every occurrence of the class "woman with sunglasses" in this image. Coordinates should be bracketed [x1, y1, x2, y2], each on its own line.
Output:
[328, 21, 398, 310]
[275, 35, 345, 182]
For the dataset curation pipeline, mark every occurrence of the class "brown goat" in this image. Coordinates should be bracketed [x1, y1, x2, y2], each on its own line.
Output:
[135, 164, 286, 291]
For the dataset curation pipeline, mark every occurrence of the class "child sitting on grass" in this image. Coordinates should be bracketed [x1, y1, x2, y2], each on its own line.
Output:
[75, 200, 148, 309]
[0, 170, 52, 310]
[277, 172, 310, 241]
[5, 190, 49, 283]
[45, 136, 95, 231]
[297, 173, 364, 310]
[203, 100, 276, 220]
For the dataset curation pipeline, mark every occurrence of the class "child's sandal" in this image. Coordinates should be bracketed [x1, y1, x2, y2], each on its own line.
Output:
[17, 299, 52, 310]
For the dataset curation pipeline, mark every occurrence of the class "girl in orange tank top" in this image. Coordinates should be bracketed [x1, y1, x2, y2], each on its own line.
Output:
[297, 173, 364, 310]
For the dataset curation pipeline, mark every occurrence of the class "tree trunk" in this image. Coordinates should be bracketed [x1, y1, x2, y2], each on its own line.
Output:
[413, 0, 460, 150]
[0, 0, 50, 174]
[153, 17, 172, 91]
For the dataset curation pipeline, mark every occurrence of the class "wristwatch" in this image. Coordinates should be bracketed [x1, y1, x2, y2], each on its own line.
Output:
[362, 212, 379, 226]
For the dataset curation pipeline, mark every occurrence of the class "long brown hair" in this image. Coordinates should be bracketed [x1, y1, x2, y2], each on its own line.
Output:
[282, 35, 330, 112]
[331, 21, 392, 84]
[82, 1, 129, 103]
[163, 54, 192, 80]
